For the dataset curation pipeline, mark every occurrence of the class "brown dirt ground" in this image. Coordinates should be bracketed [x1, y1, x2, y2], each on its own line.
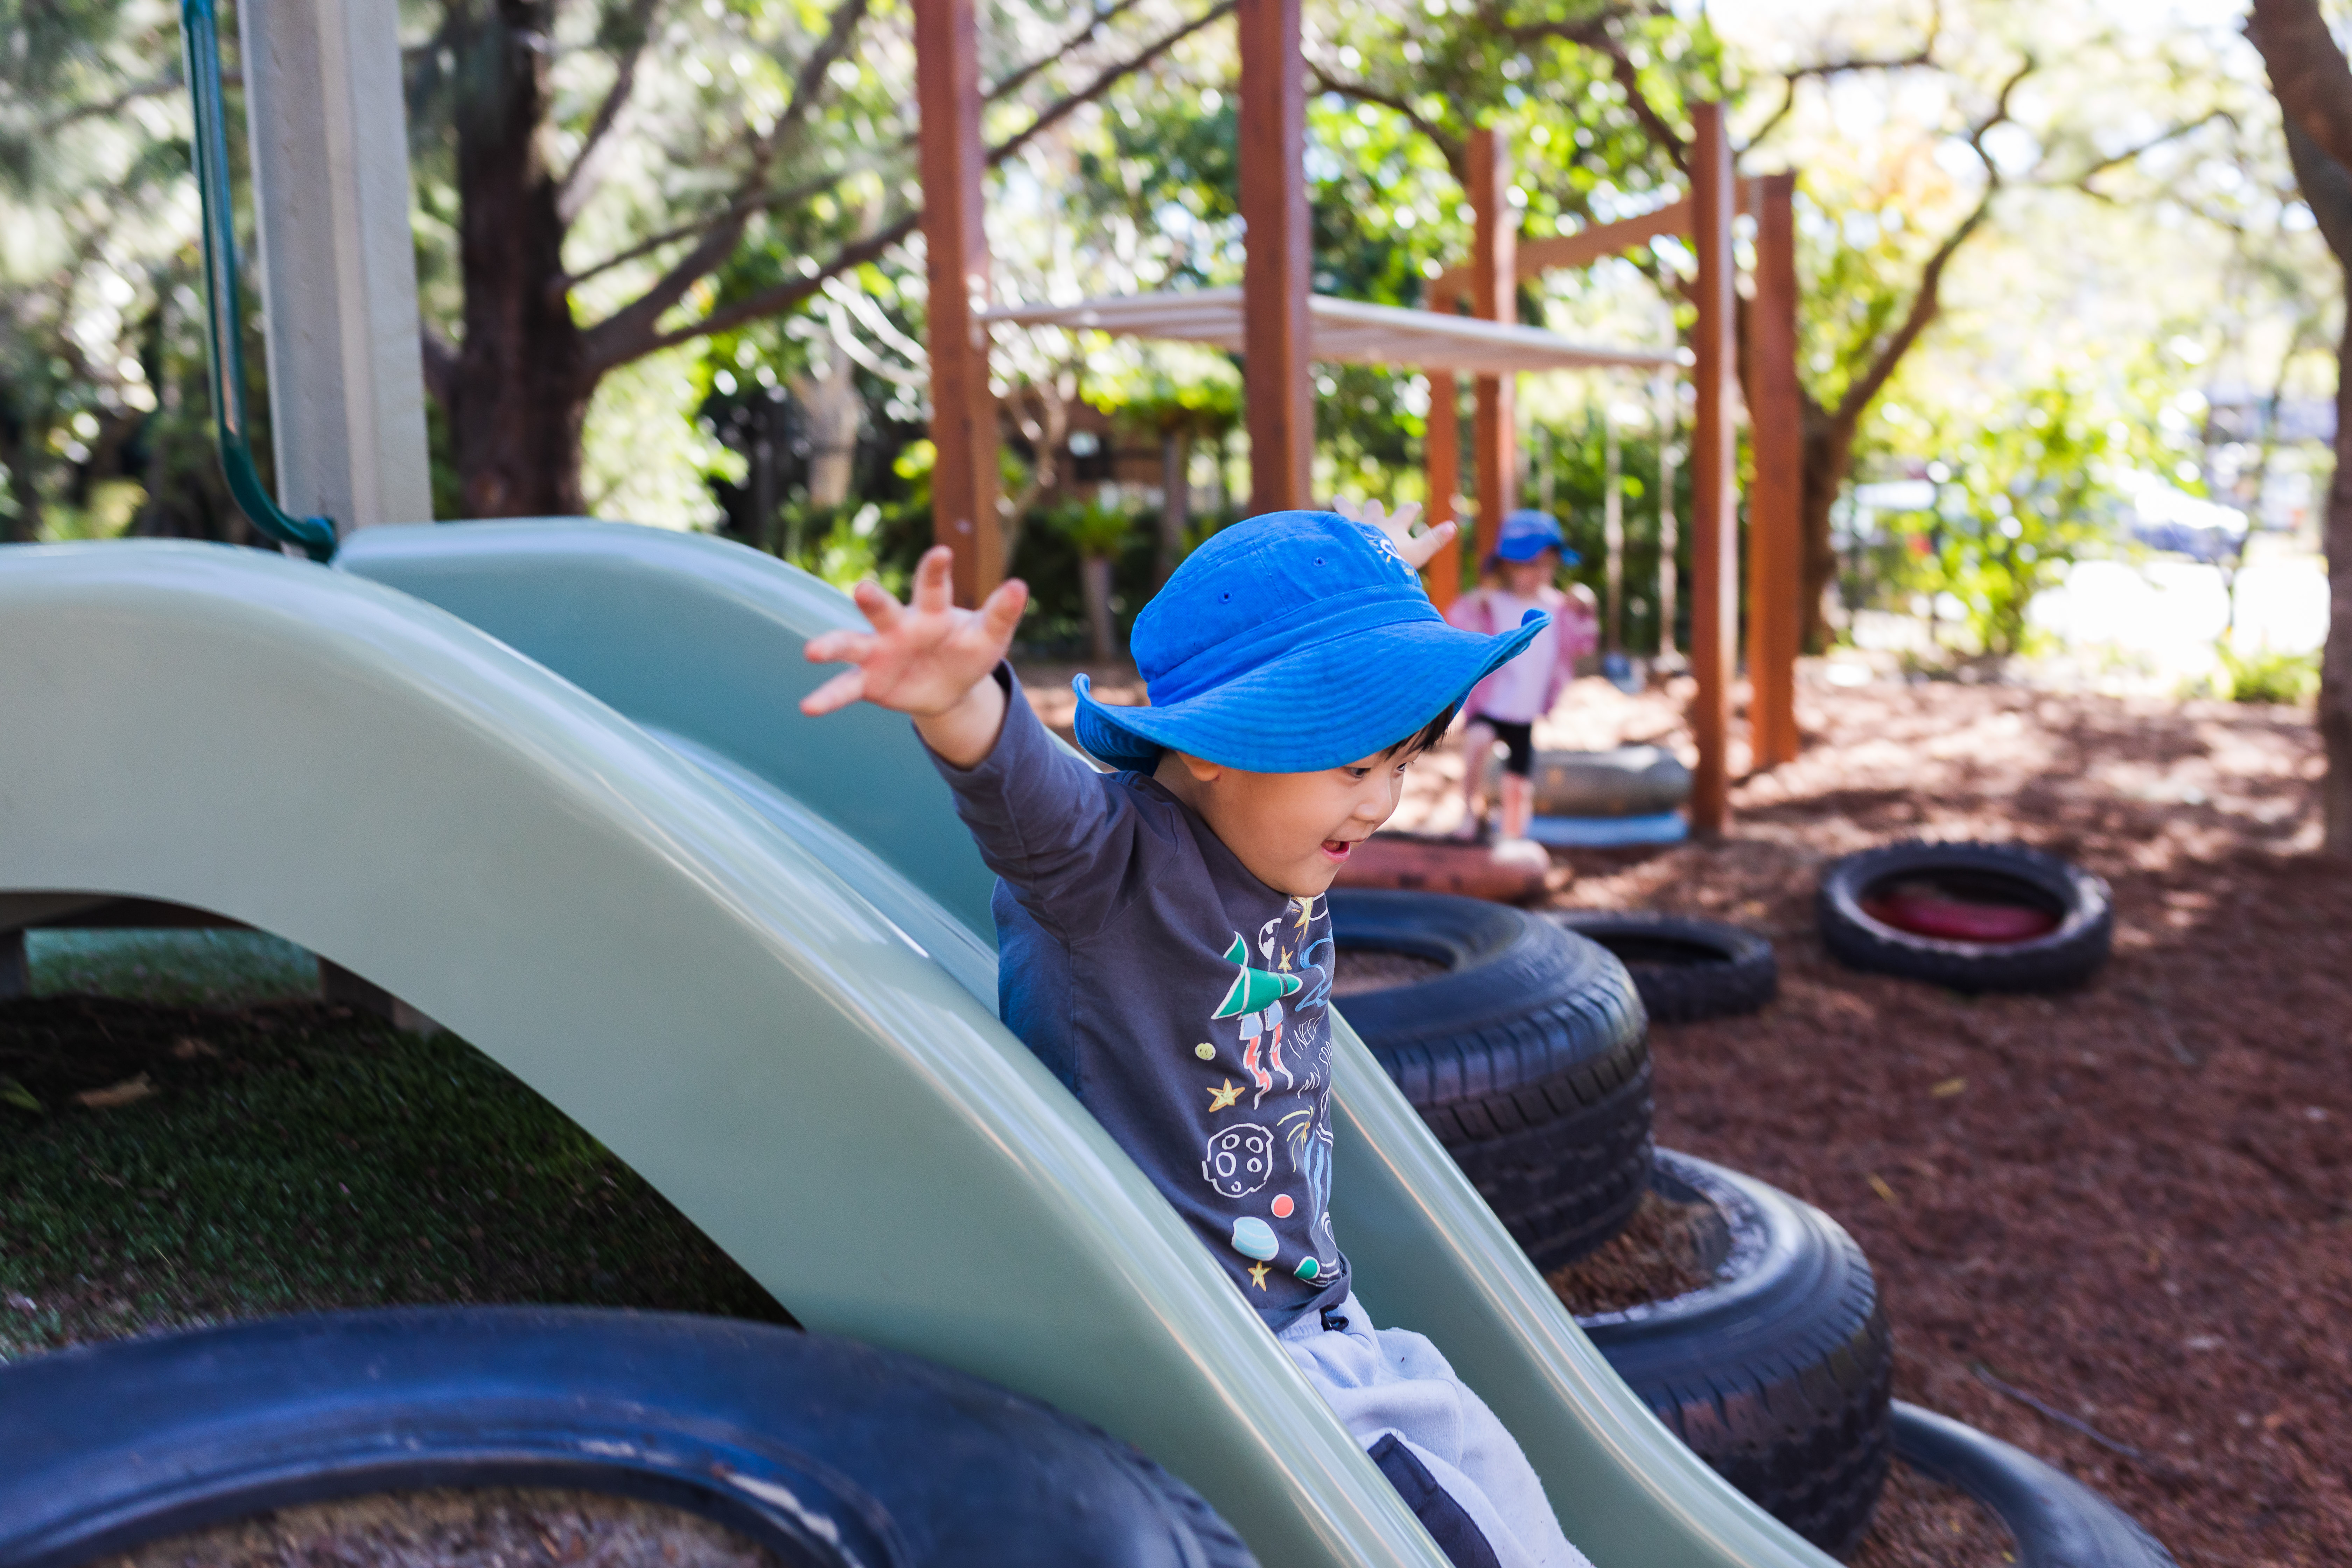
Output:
[107, 1488, 779, 1568]
[1419, 666, 2346, 1568]
[1847, 1462, 2016, 1568]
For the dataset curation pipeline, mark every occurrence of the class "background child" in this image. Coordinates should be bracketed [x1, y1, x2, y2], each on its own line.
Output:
[802, 510, 1590, 1568]
[1443, 510, 1599, 844]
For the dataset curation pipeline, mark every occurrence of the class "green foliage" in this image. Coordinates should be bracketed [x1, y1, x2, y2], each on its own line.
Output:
[2217, 643, 2319, 705]
[1047, 494, 1138, 560]
[1883, 380, 2141, 659]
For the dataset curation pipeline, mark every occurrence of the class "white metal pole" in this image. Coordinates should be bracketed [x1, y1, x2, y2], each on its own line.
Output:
[240, 0, 433, 530]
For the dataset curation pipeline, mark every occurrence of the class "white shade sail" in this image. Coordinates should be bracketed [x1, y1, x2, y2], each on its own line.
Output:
[982, 287, 1678, 376]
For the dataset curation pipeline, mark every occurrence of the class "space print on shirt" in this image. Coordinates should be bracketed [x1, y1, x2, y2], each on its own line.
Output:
[1201, 895, 1335, 1289]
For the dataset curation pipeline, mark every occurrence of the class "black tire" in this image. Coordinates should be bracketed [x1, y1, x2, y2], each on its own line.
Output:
[1817, 840, 2112, 993]
[1547, 911, 1777, 1024]
[1893, 1402, 2179, 1567]
[0, 1307, 1256, 1568]
[1329, 889, 1651, 1269]
[1576, 1150, 1893, 1557]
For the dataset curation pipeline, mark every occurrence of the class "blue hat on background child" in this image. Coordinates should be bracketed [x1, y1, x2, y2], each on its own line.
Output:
[1072, 511, 1546, 774]
[1492, 509, 1580, 566]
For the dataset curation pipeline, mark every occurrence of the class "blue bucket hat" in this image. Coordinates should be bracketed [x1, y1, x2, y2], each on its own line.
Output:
[1493, 509, 1578, 565]
[1072, 510, 1546, 773]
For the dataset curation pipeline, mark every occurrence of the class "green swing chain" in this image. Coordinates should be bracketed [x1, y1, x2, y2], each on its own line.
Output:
[178, 0, 340, 563]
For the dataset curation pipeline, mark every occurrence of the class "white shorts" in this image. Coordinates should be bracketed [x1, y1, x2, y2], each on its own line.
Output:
[1279, 1293, 1592, 1568]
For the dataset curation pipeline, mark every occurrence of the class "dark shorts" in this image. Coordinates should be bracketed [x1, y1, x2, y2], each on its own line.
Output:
[1474, 718, 1535, 778]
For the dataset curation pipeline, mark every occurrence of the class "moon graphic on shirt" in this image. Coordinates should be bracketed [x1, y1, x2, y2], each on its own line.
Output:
[1202, 1124, 1274, 1197]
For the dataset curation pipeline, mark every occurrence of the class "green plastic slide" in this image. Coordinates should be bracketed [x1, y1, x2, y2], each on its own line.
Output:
[0, 525, 1833, 1568]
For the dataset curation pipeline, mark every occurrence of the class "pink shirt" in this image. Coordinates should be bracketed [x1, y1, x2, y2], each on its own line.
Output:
[1444, 584, 1597, 725]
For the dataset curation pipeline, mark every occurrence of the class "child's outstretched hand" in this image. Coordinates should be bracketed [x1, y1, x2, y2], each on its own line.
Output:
[1333, 496, 1457, 572]
[802, 545, 1028, 764]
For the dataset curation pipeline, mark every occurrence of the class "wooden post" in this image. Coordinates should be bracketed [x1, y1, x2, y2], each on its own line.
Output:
[1424, 369, 1463, 609]
[1688, 102, 1739, 837]
[1469, 127, 1516, 564]
[1238, 0, 1310, 513]
[1655, 371, 1679, 663]
[1747, 170, 1804, 769]
[914, 0, 1000, 607]
[1602, 399, 1623, 653]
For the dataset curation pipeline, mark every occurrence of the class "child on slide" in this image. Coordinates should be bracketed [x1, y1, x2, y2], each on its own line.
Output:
[802, 507, 1593, 1568]
[1444, 510, 1598, 845]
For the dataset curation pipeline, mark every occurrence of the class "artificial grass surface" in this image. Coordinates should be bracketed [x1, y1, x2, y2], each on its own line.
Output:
[0, 934, 790, 1359]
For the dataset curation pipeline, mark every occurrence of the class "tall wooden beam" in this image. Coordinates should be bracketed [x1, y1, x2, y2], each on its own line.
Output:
[915, 0, 1000, 606]
[1425, 180, 1760, 311]
[1424, 367, 1462, 608]
[1747, 171, 1804, 769]
[1238, 0, 1311, 513]
[1688, 101, 1739, 837]
[1469, 127, 1517, 565]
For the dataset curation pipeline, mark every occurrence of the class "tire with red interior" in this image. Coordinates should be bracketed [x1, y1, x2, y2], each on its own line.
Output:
[1816, 840, 2112, 993]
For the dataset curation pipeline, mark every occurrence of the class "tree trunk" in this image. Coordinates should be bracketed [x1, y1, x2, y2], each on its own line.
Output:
[447, 0, 591, 518]
[1798, 397, 1853, 654]
[1080, 553, 1116, 662]
[2320, 297, 2352, 850]
[1157, 429, 1190, 583]
[790, 334, 862, 509]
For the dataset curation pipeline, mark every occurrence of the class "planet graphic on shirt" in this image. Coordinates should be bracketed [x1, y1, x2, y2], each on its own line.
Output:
[1230, 1217, 1279, 1261]
[1293, 1256, 1322, 1282]
[1269, 1194, 1295, 1219]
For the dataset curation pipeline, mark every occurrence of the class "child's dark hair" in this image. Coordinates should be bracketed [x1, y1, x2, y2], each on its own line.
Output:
[1383, 704, 1460, 760]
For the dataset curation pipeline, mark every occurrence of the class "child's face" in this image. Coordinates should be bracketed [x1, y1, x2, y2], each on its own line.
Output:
[1159, 748, 1420, 896]
[1501, 552, 1556, 596]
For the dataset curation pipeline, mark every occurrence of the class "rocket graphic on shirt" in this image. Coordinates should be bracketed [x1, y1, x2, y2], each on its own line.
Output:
[1212, 932, 1302, 1108]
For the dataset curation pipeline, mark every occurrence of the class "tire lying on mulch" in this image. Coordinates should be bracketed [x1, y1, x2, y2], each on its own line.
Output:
[1548, 911, 1777, 1024]
[1817, 840, 2113, 993]
[1329, 889, 1652, 1268]
[1892, 1402, 2180, 1567]
[0, 1306, 1257, 1568]
[1573, 1150, 1893, 1558]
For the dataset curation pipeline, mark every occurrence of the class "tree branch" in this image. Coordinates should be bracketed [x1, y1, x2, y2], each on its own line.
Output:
[556, 0, 665, 225]
[565, 0, 1223, 307]
[559, 168, 847, 297]
[1829, 56, 2030, 431]
[1499, 16, 1690, 169]
[635, 211, 920, 357]
[1303, 61, 1464, 181]
[1746, 4, 1942, 146]
[984, 0, 1153, 105]
[988, 0, 1238, 167]
[581, 0, 869, 372]
[419, 326, 458, 410]
[593, 0, 1236, 370]
[2248, 0, 2352, 177]
[2063, 107, 2232, 197]
[33, 74, 182, 137]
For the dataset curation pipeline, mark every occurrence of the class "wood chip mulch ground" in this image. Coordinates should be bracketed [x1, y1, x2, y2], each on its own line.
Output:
[106, 1488, 780, 1568]
[1431, 668, 2348, 1568]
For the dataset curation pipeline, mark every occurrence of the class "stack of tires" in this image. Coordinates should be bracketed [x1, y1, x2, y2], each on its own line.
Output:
[1331, 887, 2169, 1564]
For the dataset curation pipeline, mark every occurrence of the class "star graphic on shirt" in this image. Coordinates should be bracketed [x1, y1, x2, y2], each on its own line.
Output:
[1279, 948, 1292, 972]
[1248, 1261, 1270, 1290]
[1206, 1078, 1243, 1112]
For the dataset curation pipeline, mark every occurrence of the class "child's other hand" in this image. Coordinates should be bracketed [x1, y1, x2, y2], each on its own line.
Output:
[801, 545, 1028, 721]
[1334, 496, 1457, 572]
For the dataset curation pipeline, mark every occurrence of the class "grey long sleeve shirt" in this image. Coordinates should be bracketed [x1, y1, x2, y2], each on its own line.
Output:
[927, 670, 1350, 1327]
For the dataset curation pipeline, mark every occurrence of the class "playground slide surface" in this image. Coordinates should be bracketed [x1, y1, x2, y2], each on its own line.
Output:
[0, 525, 1833, 1568]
